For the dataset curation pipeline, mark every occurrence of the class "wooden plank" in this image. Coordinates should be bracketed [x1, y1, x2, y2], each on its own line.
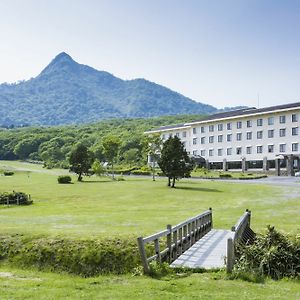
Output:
[143, 229, 169, 243]
[171, 229, 234, 269]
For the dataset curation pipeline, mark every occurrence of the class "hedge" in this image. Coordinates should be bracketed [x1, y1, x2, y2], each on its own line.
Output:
[0, 235, 141, 277]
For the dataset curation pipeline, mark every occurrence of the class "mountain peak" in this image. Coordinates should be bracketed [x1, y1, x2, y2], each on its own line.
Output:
[53, 52, 74, 63]
[39, 52, 78, 76]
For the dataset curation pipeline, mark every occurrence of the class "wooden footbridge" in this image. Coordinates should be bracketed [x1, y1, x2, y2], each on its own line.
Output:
[137, 208, 255, 273]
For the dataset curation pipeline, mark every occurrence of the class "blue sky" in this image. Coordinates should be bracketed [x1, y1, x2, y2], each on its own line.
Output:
[0, 0, 300, 108]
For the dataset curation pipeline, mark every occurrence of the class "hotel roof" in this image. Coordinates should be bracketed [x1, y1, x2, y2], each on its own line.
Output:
[146, 101, 300, 133]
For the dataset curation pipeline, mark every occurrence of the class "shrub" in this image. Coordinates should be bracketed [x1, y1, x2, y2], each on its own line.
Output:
[117, 176, 125, 181]
[234, 226, 300, 279]
[3, 171, 14, 176]
[0, 191, 32, 205]
[0, 235, 140, 276]
[131, 170, 151, 176]
[219, 173, 232, 178]
[57, 175, 72, 184]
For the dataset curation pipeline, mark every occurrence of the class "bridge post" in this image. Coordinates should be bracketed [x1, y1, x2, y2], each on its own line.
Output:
[167, 224, 172, 263]
[137, 237, 149, 274]
[226, 237, 234, 273]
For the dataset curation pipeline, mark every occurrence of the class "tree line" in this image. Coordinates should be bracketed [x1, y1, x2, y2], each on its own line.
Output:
[0, 115, 202, 168]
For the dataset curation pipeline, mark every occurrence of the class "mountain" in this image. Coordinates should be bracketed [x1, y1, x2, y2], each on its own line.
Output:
[0, 52, 218, 126]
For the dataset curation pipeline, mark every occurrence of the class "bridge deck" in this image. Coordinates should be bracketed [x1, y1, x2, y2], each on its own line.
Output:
[171, 229, 234, 269]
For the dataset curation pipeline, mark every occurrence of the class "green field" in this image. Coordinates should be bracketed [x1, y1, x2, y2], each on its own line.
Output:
[0, 265, 299, 300]
[1, 161, 299, 238]
[0, 161, 299, 299]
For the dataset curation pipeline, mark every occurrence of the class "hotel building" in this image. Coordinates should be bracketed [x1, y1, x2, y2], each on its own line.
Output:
[146, 102, 300, 175]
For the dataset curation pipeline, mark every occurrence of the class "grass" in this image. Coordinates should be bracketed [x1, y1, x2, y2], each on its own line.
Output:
[0, 265, 299, 300]
[0, 160, 299, 238]
[0, 160, 299, 298]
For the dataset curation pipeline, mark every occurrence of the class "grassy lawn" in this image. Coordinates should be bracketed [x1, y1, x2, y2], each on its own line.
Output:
[0, 161, 299, 299]
[0, 160, 299, 238]
[0, 265, 299, 300]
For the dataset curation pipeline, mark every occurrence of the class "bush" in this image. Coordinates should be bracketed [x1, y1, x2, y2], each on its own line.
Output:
[131, 170, 151, 176]
[0, 235, 140, 276]
[3, 171, 14, 176]
[219, 173, 232, 178]
[0, 191, 32, 205]
[234, 226, 300, 279]
[57, 175, 72, 184]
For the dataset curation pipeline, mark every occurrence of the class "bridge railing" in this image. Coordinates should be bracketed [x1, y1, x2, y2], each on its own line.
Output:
[227, 209, 253, 272]
[137, 208, 213, 273]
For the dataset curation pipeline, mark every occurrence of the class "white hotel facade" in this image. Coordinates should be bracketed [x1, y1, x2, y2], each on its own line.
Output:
[147, 102, 300, 175]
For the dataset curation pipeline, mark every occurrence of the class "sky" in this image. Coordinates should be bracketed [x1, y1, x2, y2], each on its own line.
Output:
[0, 0, 300, 109]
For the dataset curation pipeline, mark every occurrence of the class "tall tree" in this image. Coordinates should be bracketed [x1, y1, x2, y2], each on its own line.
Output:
[144, 134, 162, 181]
[69, 144, 94, 181]
[102, 135, 121, 180]
[158, 136, 193, 188]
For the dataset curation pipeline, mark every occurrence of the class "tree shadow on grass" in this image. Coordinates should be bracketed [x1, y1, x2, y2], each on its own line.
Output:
[175, 186, 222, 193]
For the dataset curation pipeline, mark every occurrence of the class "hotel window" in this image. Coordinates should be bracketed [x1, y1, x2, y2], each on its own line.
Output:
[246, 146, 252, 154]
[169, 133, 173, 138]
[292, 143, 299, 152]
[227, 123, 232, 130]
[279, 144, 286, 152]
[218, 149, 223, 156]
[162, 134, 166, 140]
[257, 146, 263, 154]
[279, 128, 286, 137]
[292, 114, 298, 122]
[257, 131, 263, 139]
[200, 150, 206, 156]
[268, 145, 274, 153]
[182, 141, 186, 147]
[268, 129, 274, 138]
[209, 149, 214, 157]
[227, 134, 232, 142]
[193, 138, 197, 145]
[218, 135, 223, 143]
[279, 115, 286, 124]
[236, 133, 242, 141]
[257, 119, 263, 126]
[268, 117, 274, 125]
[193, 127, 197, 134]
[247, 120, 252, 128]
[292, 127, 298, 136]
[218, 124, 223, 131]
[182, 131, 187, 138]
[237, 121, 242, 129]
[209, 125, 214, 132]
[201, 126, 205, 133]
[246, 132, 252, 140]
[236, 147, 242, 155]
[201, 137, 205, 144]
[193, 150, 198, 155]
[209, 136, 214, 143]
[227, 148, 232, 155]
[175, 132, 180, 137]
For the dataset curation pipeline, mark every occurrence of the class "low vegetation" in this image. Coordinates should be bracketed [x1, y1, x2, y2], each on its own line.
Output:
[233, 226, 300, 280]
[57, 175, 72, 184]
[0, 191, 32, 205]
[192, 167, 268, 180]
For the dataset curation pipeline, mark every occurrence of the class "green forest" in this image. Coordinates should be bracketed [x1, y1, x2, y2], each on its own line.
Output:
[0, 114, 203, 169]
